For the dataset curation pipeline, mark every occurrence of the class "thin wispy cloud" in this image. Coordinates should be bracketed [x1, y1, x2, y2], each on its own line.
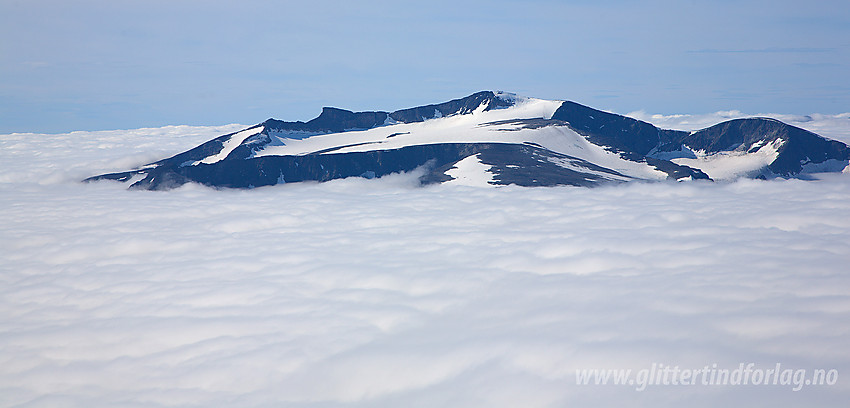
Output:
[687, 47, 835, 54]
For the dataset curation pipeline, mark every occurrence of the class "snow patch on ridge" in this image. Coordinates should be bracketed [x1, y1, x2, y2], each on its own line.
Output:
[267, 129, 325, 141]
[546, 156, 631, 182]
[193, 126, 264, 165]
[671, 139, 783, 179]
[445, 154, 494, 187]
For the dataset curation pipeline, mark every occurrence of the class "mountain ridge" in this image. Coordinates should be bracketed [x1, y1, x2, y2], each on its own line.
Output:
[86, 91, 850, 190]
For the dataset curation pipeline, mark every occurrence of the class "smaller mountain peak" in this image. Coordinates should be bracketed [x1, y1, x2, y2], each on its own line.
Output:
[319, 106, 355, 115]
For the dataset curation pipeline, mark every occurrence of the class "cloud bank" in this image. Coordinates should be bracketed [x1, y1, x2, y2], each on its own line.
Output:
[1, 118, 849, 407]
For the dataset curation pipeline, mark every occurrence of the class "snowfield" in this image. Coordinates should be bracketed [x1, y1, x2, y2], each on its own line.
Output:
[1, 113, 849, 407]
[253, 95, 563, 157]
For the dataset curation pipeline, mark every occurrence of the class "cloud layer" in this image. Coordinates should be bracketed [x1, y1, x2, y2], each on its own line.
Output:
[1, 120, 849, 407]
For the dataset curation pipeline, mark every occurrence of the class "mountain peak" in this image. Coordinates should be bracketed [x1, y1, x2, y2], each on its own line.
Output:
[387, 91, 516, 123]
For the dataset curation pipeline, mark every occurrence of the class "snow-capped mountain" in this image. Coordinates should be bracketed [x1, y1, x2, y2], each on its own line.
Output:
[86, 91, 850, 190]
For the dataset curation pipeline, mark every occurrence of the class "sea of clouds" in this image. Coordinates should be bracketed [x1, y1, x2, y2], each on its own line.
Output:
[1, 113, 849, 407]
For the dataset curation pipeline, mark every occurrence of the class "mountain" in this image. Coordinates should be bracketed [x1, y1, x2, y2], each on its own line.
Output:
[86, 91, 850, 190]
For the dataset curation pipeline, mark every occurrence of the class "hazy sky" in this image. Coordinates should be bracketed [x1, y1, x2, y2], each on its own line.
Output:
[2, 0, 849, 133]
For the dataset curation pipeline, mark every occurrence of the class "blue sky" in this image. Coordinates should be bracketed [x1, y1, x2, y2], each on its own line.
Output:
[2, 0, 849, 134]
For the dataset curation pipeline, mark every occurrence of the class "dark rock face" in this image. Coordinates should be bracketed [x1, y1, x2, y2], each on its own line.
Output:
[389, 91, 513, 123]
[671, 118, 787, 153]
[477, 144, 630, 186]
[769, 129, 850, 176]
[551, 101, 687, 160]
[85, 91, 850, 191]
[263, 108, 389, 134]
